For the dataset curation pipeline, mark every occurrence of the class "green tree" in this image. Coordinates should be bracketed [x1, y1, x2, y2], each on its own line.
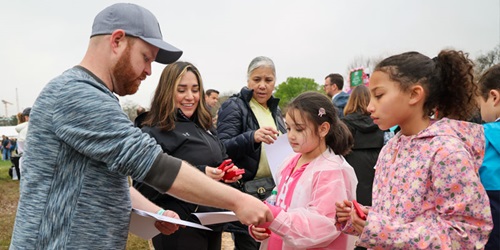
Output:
[274, 77, 321, 111]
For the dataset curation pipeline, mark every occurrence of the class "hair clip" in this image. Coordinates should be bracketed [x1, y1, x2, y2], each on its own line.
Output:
[318, 107, 326, 117]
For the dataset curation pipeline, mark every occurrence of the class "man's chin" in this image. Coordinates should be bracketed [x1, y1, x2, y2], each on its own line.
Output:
[116, 88, 139, 96]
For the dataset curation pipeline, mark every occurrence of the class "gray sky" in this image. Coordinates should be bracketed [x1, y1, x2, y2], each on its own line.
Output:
[1, 0, 499, 117]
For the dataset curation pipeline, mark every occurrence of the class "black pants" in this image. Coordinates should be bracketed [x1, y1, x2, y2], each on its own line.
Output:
[226, 221, 260, 250]
[152, 226, 222, 250]
[11, 156, 20, 180]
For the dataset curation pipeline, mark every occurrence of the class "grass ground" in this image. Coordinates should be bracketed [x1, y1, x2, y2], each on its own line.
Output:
[0, 159, 234, 249]
[0, 159, 149, 249]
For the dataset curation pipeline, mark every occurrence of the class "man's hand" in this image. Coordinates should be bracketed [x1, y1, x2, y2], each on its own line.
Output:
[233, 193, 273, 226]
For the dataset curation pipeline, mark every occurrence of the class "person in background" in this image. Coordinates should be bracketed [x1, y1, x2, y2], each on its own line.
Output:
[14, 107, 31, 179]
[134, 61, 243, 250]
[15, 108, 31, 154]
[217, 56, 287, 250]
[1, 135, 11, 161]
[205, 88, 220, 111]
[136, 105, 146, 116]
[250, 91, 357, 250]
[10, 3, 271, 249]
[341, 85, 384, 208]
[476, 63, 500, 250]
[205, 89, 220, 126]
[336, 50, 493, 249]
[324, 73, 349, 118]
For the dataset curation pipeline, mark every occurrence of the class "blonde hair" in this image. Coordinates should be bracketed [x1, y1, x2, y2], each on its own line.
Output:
[344, 85, 371, 116]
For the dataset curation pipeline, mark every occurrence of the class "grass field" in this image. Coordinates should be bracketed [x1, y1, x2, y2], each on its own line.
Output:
[0, 159, 149, 249]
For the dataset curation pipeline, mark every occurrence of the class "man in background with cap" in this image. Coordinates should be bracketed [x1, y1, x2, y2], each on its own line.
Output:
[10, 3, 271, 249]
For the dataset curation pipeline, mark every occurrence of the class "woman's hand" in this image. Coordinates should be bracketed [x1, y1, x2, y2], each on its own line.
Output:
[155, 210, 182, 235]
[222, 165, 243, 183]
[206, 166, 225, 180]
[249, 224, 271, 241]
[335, 200, 353, 224]
[254, 126, 279, 144]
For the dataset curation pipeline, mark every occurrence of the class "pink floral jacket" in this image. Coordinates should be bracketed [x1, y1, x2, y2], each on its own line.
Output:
[343, 118, 493, 249]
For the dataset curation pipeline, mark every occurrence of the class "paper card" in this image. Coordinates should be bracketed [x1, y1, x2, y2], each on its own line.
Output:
[192, 211, 238, 225]
[263, 134, 294, 184]
[129, 208, 212, 240]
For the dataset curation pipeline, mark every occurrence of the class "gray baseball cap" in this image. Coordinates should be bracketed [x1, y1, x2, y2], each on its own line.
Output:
[91, 3, 182, 64]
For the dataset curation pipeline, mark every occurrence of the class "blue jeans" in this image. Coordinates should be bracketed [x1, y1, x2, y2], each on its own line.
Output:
[2, 148, 10, 161]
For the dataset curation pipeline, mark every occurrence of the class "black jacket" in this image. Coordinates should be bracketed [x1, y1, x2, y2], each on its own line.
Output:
[133, 111, 228, 231]
[216, 87, 286, 181]
[342, 112, 384, 206]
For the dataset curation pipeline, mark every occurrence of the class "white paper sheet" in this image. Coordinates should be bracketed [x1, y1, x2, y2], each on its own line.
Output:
[192, 211, 238, 225]
[129, 208, 212, 240]
[263, 134, 294, 184]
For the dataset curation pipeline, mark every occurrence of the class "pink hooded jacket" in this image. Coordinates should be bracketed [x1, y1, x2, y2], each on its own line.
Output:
[260, 149, 358, 250]
[343, 118, 493, 249]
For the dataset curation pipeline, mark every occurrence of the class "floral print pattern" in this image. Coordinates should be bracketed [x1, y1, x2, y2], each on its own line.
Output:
[343, 118, 493, 249]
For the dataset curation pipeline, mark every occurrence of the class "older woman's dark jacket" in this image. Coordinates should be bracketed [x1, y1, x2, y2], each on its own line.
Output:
[216, 87, 286, 182]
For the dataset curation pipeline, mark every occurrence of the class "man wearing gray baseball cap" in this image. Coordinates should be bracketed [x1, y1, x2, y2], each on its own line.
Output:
[10, 3, 272, 249]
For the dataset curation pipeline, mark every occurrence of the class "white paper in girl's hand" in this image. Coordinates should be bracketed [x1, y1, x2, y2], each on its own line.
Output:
[264, 135, 293, 184]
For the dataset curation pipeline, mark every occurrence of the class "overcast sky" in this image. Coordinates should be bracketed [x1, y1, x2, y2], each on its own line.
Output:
[1, 0, 499, 117]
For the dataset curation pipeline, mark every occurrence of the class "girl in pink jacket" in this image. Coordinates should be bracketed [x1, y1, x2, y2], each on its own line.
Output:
[250, 91, 358, 249]
[336, 50, 493, 249]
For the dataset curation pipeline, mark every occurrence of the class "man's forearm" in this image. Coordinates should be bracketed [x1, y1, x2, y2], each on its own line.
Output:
[166, 161, 242, 211]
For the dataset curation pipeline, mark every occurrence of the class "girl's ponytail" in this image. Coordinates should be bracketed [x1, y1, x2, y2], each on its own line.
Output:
[327, 116, 353, 156]
[431, 50, 478, 120]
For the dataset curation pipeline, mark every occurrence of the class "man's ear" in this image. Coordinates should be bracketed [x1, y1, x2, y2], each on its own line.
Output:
[109, 29, 127, 52]
[491, 89, 500, 106]
[408, 85, 425, 105]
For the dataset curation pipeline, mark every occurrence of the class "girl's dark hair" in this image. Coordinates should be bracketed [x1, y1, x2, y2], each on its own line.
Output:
[142, 61, 212, 131]
[287, 91, 353, 156]
[374, 50, 478, 120]
[478, 64, 500, 100]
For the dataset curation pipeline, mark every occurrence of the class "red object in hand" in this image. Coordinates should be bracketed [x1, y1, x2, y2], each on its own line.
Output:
[264, 228, 271, 234]
[223, 169, 245, 180]
[352, 200, 367, 220]
[218, 159, 234, 172]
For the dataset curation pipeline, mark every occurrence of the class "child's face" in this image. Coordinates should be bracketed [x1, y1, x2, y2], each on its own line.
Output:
[285, 110, 322, 156]
[477, 90, 500, 122]
[367, 71, 413, 131]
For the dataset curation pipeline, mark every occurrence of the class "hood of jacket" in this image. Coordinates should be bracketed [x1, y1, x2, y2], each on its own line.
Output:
[484, 121, 500, 157]
[481, 121, 500, 190]
[342, 112, 380, 133]
[407, 118, 484, 171]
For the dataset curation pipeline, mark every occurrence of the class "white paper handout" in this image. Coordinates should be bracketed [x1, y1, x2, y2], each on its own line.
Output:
[129, 208, 212, 240]
[263, 134, 293, 184]
[192, 211, 238, 225]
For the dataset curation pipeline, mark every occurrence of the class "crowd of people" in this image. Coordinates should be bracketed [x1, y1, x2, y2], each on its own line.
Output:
[6, 2, 499, 250]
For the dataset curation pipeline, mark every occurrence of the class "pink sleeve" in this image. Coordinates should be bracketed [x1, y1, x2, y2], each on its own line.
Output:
[269, 169, 353, 249]
[357, 150, 493, 249]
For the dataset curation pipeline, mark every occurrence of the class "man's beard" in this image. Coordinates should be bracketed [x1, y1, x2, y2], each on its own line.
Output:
[112, 45, 143, 96]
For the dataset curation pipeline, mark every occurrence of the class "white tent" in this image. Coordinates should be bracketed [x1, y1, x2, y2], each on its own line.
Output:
[0, 126, 18, 138]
